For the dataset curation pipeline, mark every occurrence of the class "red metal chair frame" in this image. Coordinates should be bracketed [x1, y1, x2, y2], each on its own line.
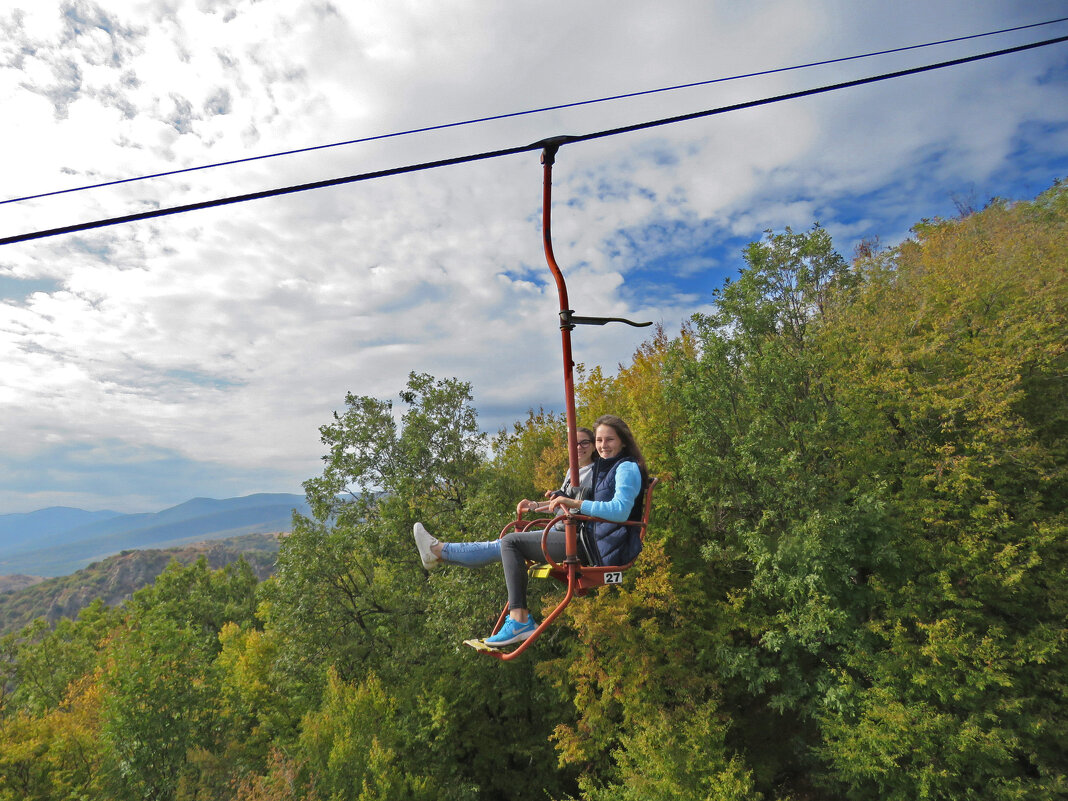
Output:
[476, 478, 656, 661]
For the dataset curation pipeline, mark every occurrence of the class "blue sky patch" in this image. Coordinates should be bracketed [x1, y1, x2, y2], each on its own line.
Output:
[0, 275, 62, 302]
[163, 368, 245, 391]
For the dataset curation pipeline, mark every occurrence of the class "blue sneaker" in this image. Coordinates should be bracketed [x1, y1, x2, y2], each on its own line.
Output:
[484, 615, 538, 648]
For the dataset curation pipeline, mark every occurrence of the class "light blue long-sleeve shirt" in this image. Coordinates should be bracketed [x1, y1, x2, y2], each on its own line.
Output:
[579, 460, 642, 522]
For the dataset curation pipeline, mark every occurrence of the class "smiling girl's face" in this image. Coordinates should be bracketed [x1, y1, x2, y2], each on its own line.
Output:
[595, 424, 623, 460]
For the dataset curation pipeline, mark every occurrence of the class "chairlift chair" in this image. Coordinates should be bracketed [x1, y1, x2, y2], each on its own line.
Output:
[466, 140, 655, 661]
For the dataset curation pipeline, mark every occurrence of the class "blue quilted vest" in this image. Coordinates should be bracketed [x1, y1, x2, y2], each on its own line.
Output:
[580, 456, 644, 566]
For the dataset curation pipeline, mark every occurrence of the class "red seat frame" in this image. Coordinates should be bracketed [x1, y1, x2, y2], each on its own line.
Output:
[529, 475, 657, 593]
[475, 477, 656, 660]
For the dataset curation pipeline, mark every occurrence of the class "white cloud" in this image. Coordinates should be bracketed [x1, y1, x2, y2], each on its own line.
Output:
[1, 0, 1066, 513]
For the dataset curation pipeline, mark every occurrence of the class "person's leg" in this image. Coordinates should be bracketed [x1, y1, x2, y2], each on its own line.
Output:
[498, 530, 568, 615]
[440, 539, 501, 568]
[415, 524, 502, 570]
[485, 530, 586, 646]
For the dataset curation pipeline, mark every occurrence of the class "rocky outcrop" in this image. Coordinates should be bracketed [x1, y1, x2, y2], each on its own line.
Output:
[0, 532, 280, 635]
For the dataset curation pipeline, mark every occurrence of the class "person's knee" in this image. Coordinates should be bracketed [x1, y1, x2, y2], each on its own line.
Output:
[499, 532, 522, 558]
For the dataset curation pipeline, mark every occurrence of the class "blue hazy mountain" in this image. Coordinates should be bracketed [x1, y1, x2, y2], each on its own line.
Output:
[0, 493, 310, 577]
[0, 507, 124, 551]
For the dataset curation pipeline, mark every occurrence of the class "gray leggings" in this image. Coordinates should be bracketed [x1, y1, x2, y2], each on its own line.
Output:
[499, 529, 587, 611]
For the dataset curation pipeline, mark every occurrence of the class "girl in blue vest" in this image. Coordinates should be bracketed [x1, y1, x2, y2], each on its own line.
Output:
[484, 414, 648, 647]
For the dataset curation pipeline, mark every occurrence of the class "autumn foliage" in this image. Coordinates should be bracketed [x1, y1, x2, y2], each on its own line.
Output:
[1, 182, 1065, 800]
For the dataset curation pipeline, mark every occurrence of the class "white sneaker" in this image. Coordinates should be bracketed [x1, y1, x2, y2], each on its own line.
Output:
[413, 522, 440, 570]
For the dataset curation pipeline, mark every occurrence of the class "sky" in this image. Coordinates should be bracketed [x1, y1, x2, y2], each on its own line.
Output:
[1, 1, 1066, 515]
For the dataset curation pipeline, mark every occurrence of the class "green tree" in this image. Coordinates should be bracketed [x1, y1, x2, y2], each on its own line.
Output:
[300, 668, 435, 801]
[0, 601, 119, 800]
[302, 371, 486, 528]
[274, 371, 492, 679]
[96, 558, 262, 799]
[816, 185, 1068, 799]
[1, 599, 119, 717]
[99, 617, 216, 801]
[667, 226, 883, 793]
[0, 674, 106, 798]
[271, 371, 576, 800]
[215, 619, 304, 775]
[127, 557, 261, 651]
[577, 699, 757, 801]
[0, 671, 106, 801]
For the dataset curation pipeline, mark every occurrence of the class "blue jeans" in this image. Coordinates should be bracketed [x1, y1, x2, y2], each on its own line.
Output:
[441, 538, 502, 568]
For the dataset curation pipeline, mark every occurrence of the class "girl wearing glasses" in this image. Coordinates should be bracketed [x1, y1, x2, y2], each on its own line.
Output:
[413, 427, 598, 569]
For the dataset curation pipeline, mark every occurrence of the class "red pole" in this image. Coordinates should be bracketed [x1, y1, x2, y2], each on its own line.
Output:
[540, 144, 582, 568]
[473, 144, 582, 661]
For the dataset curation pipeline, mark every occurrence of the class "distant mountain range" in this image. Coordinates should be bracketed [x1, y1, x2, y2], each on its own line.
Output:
[0, 493, 310, 577]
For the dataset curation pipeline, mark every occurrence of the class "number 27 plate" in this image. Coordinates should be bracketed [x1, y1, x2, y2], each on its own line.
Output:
[603, 571, 623, 585]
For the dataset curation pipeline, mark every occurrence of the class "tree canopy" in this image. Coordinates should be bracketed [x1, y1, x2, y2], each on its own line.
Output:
[1, 181, 1065, 800]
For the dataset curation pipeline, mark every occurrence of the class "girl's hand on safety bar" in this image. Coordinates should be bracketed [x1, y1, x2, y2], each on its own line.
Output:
[549, 496, 581, 515]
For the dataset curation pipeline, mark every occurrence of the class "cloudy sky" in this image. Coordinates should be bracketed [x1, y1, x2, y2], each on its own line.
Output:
[1, 1, 1066, 515]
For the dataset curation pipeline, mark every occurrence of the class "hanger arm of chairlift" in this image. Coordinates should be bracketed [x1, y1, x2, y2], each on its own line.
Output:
[560, 310, 652, 329]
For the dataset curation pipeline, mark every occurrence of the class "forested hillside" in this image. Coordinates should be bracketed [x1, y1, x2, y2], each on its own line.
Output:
[0, 532, 280, 635]
[1, 182, 1064, 800]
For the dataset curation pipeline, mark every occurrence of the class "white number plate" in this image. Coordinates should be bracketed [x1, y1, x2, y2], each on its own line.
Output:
[604, 571, 623, 585]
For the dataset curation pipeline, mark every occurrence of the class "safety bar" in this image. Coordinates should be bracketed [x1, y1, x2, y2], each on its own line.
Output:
[539, 513, 649, 571]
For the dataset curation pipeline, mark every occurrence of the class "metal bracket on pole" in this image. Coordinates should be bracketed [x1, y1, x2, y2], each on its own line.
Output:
[560, 309, 653, 330]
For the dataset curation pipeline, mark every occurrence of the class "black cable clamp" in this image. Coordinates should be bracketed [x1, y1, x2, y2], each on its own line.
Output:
[535, 135, 580, 166]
